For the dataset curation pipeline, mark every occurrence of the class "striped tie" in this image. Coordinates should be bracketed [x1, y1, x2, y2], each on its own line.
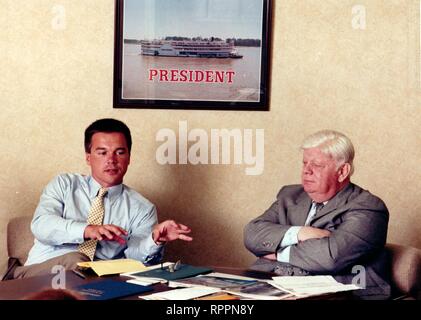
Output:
[315, 202, 324, 214]
[305, 202, 325, 226]
[78, 187, 108, 260]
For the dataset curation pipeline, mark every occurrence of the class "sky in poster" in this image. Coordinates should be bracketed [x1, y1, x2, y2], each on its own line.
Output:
[124, 0, 264, 40]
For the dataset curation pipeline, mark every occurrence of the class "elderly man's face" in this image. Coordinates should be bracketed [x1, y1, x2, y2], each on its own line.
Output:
[301, 147, 342, 202]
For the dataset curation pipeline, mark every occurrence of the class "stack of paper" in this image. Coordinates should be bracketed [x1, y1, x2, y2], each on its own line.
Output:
[168, 272, 258, 289]
[224, 281, 292, 300]
[169, 272, 292, 300]
[140, 286, 221, 300]
[77, 259, 146, 276]
[270, 275, 361, 297]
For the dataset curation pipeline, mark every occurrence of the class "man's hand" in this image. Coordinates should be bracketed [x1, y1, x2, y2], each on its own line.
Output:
[298, 226, 331, 242]
[84, 224, 128, 245]
[262, 253, 277, 261]
[152, 220, 193, 245]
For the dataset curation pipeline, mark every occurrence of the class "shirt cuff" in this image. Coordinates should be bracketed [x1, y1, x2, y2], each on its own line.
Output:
[141, 233, 164, 264]
[277, 246, 291, 263]
[280, 226, 301, 247]
[148, 232, 164, 250]
[70, 221, 89, 243]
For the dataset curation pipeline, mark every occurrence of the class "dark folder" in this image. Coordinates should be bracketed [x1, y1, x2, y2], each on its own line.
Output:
[73, 279, 152, 300]
[128, 264, 213, 281]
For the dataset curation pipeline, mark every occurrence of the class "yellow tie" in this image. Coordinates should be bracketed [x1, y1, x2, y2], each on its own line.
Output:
[78, 187, 108, 260]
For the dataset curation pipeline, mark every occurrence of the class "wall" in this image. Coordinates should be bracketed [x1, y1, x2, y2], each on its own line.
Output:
[0, 0, 420, 269]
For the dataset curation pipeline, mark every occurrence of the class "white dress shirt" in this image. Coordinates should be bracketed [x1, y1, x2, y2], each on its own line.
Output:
[277, 201, 327, 263]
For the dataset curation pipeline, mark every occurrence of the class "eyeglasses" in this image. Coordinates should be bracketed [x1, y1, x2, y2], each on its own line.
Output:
[161, 260, 182, 273]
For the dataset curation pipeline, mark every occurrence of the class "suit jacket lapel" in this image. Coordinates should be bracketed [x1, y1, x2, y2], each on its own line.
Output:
[289, 191, 312, 226]
[310, 183, 354, 224]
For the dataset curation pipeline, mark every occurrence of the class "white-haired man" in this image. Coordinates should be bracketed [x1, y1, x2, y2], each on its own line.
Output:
[244, 130, 391, 299]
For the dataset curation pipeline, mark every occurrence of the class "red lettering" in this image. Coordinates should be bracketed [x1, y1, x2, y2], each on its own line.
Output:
[149, 69, 158, 81]
[226, 71, 235, 84]
[179, 70, 188, 82]
[195, 70, 204, 82]
[159, 70, 169, 82]
[214, 71, 224, 83]
[149, 68, 235, 83]
[170, 69, 179, 82]
[205, 70, 213, 83]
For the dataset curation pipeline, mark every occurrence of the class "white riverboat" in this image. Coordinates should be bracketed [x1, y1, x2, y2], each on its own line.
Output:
[140, 40, 243, 58]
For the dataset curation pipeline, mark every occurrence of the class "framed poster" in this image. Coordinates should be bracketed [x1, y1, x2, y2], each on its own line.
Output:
[113, 0, 272, 110]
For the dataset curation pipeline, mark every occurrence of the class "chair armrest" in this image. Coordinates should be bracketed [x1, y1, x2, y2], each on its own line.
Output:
[386, 243, 421, 298]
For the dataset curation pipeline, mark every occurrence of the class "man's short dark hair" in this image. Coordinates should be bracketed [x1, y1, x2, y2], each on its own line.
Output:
[84, 118, 132, 153]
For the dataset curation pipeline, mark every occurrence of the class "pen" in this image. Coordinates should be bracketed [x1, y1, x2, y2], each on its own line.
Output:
[72, 269, 86, 279]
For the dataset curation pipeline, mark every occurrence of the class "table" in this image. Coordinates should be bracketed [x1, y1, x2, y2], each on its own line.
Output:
[0, 266, 349, 300]
[0, 266, 276, 300]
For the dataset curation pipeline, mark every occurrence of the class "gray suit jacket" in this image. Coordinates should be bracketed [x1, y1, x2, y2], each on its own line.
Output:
[244, 183, 391, 299]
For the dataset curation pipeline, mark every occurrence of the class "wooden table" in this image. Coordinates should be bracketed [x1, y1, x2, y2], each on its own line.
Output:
[0, 266, 348, 300]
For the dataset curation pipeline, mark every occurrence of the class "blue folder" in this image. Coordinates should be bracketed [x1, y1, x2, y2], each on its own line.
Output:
[74, 279, 152, 300]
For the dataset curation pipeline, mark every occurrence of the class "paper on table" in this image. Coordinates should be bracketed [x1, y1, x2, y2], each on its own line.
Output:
[271, 275, 361, 296]
[122, 262, 173, 284]
[207, 272, 259, 281]
[224, 280, 292, 300]
[168, 273, 258, 289]
[140, 286, 221, 300]
[127, 278, 163, 286]
[196, 292, 240, 300]
[77, 259, 146, 276]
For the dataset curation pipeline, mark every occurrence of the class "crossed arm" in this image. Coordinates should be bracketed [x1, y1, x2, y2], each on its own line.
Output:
[244, 195, 388, 274]
[262, 226, 331, 261]
[247, 214, 387, 274]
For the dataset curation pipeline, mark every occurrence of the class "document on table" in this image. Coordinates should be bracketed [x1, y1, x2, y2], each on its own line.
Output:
[123, 262, 175, 285]
[140, 286, 221, 300]
[168, 272, 258, 289]
[271, 275, 361, 296]
[127, 278, 163, 286]
[76, 259, 146, 277]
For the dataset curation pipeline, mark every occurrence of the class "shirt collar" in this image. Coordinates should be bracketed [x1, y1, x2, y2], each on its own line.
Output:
[312, 200, 328, 206]
[88, 176, 123, 202]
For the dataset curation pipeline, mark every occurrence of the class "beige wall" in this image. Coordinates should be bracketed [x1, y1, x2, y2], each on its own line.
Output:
[1, 0, 420, 269]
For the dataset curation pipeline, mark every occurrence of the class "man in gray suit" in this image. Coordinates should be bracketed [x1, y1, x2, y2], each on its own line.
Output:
[244, 130, 391, 299]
